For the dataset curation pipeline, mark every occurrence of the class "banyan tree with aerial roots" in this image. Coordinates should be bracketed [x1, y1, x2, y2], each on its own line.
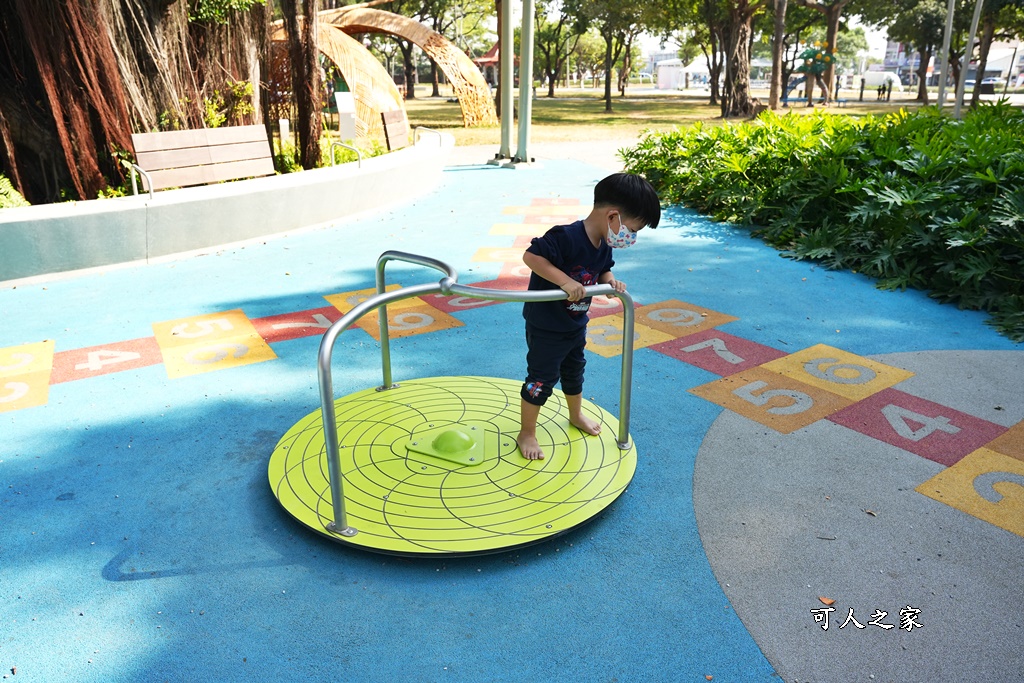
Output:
[0, 0, 495, 205]
[0, 0, 270, 204]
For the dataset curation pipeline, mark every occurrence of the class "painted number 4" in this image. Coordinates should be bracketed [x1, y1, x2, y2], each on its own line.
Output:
[881, 404, 961, 442]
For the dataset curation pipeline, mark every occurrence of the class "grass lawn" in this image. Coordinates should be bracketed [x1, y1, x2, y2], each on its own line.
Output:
[401, 84, 929, 147]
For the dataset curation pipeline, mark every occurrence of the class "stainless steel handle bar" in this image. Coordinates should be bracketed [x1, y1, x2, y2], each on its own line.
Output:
[317, 251, 635, 535]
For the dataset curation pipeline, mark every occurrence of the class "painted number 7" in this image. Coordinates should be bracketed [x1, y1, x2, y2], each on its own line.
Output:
[734, 380, 813, 415]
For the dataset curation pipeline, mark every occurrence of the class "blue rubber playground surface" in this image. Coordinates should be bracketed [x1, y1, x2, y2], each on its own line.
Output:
[2, 152, 1022, 682]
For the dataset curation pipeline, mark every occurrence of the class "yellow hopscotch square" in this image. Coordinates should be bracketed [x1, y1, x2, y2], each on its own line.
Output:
[0, 340, 55, 378]
[153, 309, 258, 350]
[987, 421, 1024, 463]
[153, 309, 276, 379]
[916, 447, 1024, 538]
[586, 315, 674, 358]
[758, 343, 914, 402]
[489, 223, 548, 236]
[689, 366, 854, 434]
[323, 285, 420, 314]
[502, 205, 590, 216]
[472, 247, 526, 264]
[635, 300, 738, 339]
[161, 332, 278, 379]
[357, 301, 463, 341]
[0, 370, 53, 413]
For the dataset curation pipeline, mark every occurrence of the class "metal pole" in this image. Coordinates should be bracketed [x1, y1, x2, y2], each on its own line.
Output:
[498, 0, 514, 159]
[374, 251, 458, 391]
[318, 281, 445, 536]
[1003, 45, 1017, 96]
[936, 0, 956, 108]
[954, 0, 985, 119]
[616, 291, 635, 449]
[515, 0, 536, 163]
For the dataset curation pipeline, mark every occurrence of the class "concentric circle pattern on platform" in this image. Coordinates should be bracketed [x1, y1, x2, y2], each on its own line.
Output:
[268, 376, 636, 555]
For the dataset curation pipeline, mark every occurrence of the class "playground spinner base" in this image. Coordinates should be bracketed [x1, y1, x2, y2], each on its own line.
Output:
[267, 376, 637, 556]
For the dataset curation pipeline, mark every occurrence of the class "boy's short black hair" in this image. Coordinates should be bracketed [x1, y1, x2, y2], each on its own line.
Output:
[593, 173, 661, 229]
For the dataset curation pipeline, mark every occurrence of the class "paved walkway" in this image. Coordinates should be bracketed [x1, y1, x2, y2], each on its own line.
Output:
[2, 144, 1022, 682]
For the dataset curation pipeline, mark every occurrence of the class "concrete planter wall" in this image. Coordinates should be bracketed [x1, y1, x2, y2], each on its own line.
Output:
[0, 134, 453, 283]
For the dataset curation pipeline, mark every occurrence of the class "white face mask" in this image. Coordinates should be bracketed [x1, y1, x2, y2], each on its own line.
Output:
[605, 215, 637, 249]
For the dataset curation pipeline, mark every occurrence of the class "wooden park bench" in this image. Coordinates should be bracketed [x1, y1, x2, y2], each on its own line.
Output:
[381, 110, 409, 151]
[130, 124, 274, 199]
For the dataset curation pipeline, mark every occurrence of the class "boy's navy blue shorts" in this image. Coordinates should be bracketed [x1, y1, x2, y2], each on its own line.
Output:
[521, 322, 587, 406]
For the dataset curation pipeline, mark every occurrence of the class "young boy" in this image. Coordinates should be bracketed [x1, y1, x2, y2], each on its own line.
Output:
[517, 173, 661, 460]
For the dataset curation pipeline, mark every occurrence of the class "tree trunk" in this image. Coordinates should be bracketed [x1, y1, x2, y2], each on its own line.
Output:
[399, 40, 416, 99]
[970, 17, 996, 108]
[916, 46, 932, 103]
[281, 0, 320, 169]
[721, 6, 756, 118]
[603, 29, 614, 112]
[769, 0, 788, 109]
[821, 5, 842, 104]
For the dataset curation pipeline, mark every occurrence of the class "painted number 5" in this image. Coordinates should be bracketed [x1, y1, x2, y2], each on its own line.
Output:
[734, 380, 813, 415]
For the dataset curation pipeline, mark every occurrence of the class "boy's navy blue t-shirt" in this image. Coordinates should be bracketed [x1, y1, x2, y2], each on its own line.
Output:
[522, 220, 614, 333]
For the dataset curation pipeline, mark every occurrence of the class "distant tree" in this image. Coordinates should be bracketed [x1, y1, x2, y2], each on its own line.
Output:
[571, 29, 606, 84]
[535, 0, 587, 97]
[969, 0, 1024, 106]
[792, 0, 857, 103]
[720, 0, 771, 116]
[583, 0, 652, 111]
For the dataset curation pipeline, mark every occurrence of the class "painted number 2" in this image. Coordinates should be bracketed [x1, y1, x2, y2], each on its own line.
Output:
[0, 382, 30, 403]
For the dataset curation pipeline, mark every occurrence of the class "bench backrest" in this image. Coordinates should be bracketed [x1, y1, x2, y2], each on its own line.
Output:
[381, 110, 409, 151]
[131, 125, 274, 192]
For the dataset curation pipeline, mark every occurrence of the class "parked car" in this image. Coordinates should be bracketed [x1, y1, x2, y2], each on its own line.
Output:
[981, 77, 1006, 86]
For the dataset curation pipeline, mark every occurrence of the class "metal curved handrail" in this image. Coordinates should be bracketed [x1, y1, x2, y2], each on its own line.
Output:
[330, 141, 362, 168]
[317, 251, 636, 536]
[413, 126, 444, 146]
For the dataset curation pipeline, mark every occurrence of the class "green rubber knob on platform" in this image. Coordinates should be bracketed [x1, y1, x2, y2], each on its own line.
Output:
[432, 429, 476, 454]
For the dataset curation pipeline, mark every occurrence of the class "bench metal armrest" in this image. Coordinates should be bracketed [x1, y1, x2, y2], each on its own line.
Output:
[413, 126, 443, 146]
[129, 163, 154, 200]
[330, 142, 362, 168]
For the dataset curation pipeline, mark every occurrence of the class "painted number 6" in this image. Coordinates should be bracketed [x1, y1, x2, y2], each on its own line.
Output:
[803, 357, 877, 385]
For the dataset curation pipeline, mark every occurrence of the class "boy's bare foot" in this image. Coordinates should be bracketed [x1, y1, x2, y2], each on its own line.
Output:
[516, 432, 545, 460]
[570, 414, 602, 436]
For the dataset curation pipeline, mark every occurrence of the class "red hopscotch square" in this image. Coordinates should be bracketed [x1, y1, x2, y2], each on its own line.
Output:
[466, 277, 528, 293]
[498, 261, 532, 283]
[513, 235, 535, 247]
[522, 215, 571, 225]
[252, 306, 342, 344]
[530, 198, 581, 206]
[828, 388, 1009, 467]
[587, 294, 635, 320]
[51, 337, 163, 384]
[422, 292, 502, 314]
[651, 329, 788, 376]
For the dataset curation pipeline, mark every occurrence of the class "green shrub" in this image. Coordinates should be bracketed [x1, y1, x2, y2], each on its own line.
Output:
[622, 103, 1024, 342]
[1, 174, 29, 207]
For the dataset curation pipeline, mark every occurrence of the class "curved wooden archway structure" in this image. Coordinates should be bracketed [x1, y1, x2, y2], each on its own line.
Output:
[323, 7, 497, 128]
[317, 24, 406, 142]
